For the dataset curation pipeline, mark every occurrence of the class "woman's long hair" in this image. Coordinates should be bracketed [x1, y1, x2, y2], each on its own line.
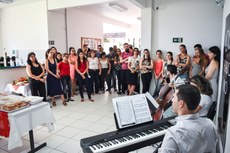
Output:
[45, 48, 54, 59]
[77, 51, 87, 67]
[209, 46, 220, 62]
[194, 48, 205, 67]
[143, 49, 151, 62]
[27, 52, 39, 66]
[191, 75, 213, 96]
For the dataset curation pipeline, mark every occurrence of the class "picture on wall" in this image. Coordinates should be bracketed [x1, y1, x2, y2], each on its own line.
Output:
[81, 37, 101, 50]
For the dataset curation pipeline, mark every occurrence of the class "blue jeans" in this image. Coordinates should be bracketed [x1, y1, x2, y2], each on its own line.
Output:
[61, 75, 72, 99]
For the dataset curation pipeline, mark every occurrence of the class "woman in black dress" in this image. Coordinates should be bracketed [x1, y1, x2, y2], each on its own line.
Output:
[45, 48, 67, 106]
[26, 52, 46, 101]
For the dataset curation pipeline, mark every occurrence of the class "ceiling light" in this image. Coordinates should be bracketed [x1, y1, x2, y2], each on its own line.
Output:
[0, 0, 13, 4]
[109, 3, 128, 13]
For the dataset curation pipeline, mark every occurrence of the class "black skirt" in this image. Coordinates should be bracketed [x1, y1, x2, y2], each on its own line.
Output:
[126, 70, 138, 85]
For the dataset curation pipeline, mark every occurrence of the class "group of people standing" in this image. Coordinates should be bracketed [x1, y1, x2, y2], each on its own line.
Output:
[26, 43, 220, 108]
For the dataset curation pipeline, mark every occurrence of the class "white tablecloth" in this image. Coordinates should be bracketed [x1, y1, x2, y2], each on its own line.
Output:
[4, 83, 31, 96]
[6, 102, 55, 150]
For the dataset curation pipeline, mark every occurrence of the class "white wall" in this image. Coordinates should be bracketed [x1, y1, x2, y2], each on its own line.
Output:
[152, 0, 223, 57]
[1, 0, 49, 63]
[48, 10, 67, 53]
[48, 8, 131, 52]
[127, 23, 141, 48]
[67, 8, 103, 50]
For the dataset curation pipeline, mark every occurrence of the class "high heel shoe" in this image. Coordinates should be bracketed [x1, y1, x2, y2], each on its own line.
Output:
[52, 101, 56, 107]
[62, 101, 67, 106]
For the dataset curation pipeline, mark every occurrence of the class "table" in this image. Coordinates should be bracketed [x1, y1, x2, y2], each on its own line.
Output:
[4, 83, 31, 96]
[1, 102, 55, 152]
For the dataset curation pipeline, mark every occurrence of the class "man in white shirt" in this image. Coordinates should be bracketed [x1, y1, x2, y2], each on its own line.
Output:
[158, 84, 218, 153]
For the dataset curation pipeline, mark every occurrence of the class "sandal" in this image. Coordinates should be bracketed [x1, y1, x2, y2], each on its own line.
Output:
[89, 99, 94, 102]
[81, 99, 84, 102]
[52, 101, 56, 107]
[63, 101, 67, 106]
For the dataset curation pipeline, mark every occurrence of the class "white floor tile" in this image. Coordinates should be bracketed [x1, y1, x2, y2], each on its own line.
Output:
[55, 127, 81, 138]
[0, 138, 8, 147]
[69, 120, 93, 130]
[55, 117, 77, 126]
[85, 123, 111, 133]
[23, 130, 52, 144]
[1, 139, 30, 153]
[72, 131, 99, 141]
[57, 139, 82, 153]
[39, 134, 69, 149]
[81, 114, 102, 123]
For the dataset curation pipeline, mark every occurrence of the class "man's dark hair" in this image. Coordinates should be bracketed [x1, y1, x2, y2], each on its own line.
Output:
[176, 84, 201, 110]
[194, 44, 202, 49]
[109, 47, 113, 52]
[167, 65, 177, 75]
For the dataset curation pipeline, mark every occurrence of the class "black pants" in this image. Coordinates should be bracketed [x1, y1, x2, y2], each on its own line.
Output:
[29, 82, 46, 101]
[115, 69, 122, 92]
[100, 68, 111, 91]
[61, 75, 72, 99]
[141, 72, 152, 93]
[89, 69, 99, 93]
[111, 69, 117, 89]
[121, 69, 129, 94]
[77, 73, 91, 99]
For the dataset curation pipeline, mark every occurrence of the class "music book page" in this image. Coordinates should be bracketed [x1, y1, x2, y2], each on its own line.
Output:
[116, 99, 136, 126]
[113, 94, 153, 129]
[132, 96, 152, 124]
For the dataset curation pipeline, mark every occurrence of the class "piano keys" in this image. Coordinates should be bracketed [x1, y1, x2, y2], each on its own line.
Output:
[80, 118, 173, 153]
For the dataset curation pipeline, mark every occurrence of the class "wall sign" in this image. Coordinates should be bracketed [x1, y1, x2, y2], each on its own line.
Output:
[172, 37, 183, 43]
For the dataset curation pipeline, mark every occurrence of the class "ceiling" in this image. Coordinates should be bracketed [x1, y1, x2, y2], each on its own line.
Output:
[0, 0, 42, 8]
[0, 0, 141, 26]
[74, 0, 141, 25]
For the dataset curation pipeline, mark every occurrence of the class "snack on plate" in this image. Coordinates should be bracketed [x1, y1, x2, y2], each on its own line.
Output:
[2, 104, 16, 111]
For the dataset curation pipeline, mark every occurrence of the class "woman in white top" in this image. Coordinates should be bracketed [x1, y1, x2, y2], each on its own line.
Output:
[99, 52, 111, 93]
[88, 50, 101, 94]
[127, 48, 140, 95]
[205, 46, 220, 102]
[190, 75, 213, 116]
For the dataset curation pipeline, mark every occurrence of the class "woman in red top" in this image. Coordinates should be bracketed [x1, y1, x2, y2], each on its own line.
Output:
[75, 51, 94, 102]
[153, 50, 164, 97]
[58, 53, 74, 102]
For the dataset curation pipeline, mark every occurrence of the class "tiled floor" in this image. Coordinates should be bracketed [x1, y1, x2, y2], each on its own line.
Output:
[0, 91, 156, 153]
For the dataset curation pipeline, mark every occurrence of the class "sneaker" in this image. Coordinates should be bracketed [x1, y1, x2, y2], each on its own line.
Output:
[106, 89, 109, 91]
[117, 92, 121, 95]
[114, 89, 117, 92]
[68, 98, 74, 101]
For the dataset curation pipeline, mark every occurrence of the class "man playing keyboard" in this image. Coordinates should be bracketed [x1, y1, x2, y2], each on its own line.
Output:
[158, 84, 218, 153]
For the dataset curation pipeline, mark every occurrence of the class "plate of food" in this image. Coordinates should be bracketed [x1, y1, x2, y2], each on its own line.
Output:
[23, 96, 43, 105]
[0, 101, 30, 113]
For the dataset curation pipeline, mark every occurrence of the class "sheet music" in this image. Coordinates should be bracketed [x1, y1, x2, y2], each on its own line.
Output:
[116, 99, 136, 126]
[113, 94, 153, 129]
[132, 96, 152, 124]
